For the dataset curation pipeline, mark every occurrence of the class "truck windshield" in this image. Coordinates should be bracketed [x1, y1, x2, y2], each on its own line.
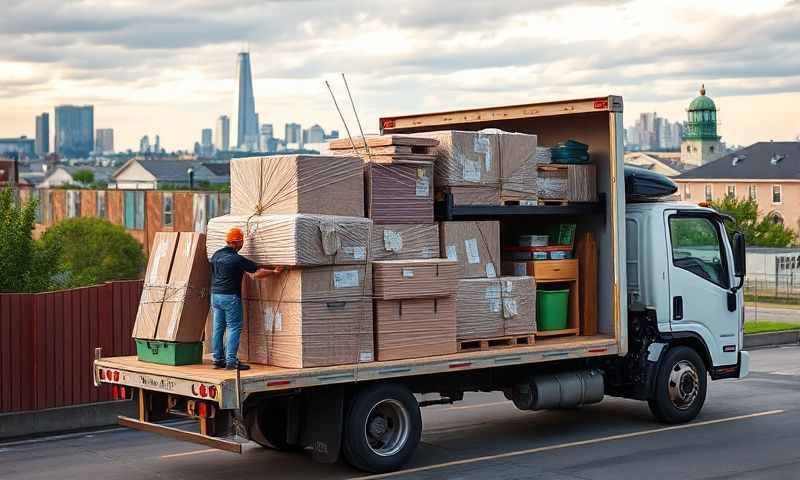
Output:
[669, 216, 729, 289]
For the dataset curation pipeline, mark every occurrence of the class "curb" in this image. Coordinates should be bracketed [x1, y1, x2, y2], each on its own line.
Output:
[744, 330, 800, 349]
[0, 400, 136, 441]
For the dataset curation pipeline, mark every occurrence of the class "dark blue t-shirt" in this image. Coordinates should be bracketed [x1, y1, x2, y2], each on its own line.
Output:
[210, 246, 258, 296]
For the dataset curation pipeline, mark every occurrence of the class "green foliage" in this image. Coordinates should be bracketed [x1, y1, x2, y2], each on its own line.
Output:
[709, 196, 796, 247]
[72, 168, 95, 185]
[41, 217, 145, 288]
[744, 321, 799, 334]
[0, 188, 60, 292]
[158, 181, 230, 192]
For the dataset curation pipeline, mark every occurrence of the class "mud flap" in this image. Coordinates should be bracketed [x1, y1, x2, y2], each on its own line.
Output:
[301, 385, 344, 463]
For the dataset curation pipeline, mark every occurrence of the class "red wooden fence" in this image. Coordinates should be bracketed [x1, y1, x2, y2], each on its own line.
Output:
[0, 280, 143, 413]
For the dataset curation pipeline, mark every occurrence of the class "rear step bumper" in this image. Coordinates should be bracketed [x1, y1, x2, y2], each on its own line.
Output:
[118, 416, 243, 454]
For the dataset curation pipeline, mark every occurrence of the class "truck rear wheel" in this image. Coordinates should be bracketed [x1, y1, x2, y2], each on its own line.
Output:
[342, 383, 421, 473]
[648, 346, 707, 424]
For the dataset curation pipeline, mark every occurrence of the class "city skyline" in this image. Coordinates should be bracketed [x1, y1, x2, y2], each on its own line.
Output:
[1, 1, 799, 151]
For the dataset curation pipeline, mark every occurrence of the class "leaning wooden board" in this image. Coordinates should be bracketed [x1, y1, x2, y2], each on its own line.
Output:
[575, 232, 599, 336]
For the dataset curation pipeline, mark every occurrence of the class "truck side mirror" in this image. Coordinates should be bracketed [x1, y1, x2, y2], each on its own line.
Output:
[733, 231, 746, 278]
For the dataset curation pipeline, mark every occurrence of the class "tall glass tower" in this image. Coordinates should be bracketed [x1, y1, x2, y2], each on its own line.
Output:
[233, 52, 259, 151]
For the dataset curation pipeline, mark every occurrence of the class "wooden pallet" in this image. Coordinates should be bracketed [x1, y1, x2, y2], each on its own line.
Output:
[458, 335, 535, 352]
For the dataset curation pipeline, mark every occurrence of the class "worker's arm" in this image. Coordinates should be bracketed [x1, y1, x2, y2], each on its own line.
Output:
[254, 266, 284, 279]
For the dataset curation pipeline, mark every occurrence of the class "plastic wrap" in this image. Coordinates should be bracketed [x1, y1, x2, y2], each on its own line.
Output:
[230, 155, 364, 217]
[374, 298, 457, 361]
[537, 165, 597, 202]
[372, 259, 459, 300]
[439, 221, 501, 279]
[536, 146, 552, 164]
[242, 269, 373, 368]
[494, 131, 538, 203]
[206, 214, 371, 266]
[366, 163, 434, 224]
[133, 232, 210, 342]
[369, 224, 439, 261]
[444, 185, 503, 206]
[412, 131, 500, 187]
[537, 165, 568, 200]
[455, 276, 537, 341]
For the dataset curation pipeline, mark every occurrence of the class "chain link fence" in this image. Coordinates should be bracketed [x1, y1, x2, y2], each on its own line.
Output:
[744, 273, 800, 323]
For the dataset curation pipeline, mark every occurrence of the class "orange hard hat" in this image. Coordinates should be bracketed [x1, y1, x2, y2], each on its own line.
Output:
[226, 227, 244, 243]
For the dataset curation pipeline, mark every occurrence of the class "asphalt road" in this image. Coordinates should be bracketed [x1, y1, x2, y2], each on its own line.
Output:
[2, 345, 799, 480]
[745, 303, 800, 323]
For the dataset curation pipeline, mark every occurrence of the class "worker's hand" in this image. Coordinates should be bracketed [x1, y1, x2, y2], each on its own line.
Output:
[273, 266, 284, 274]
[254, 268, 272, 279]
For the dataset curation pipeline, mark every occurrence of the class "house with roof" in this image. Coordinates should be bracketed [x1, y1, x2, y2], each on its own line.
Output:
[674, 141, 800, 230]
[624, 151, 690, 177]
[110, 159, 226, 189]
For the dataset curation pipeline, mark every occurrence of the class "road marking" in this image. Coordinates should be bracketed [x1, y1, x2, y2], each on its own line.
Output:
[161, 448, 220, 459]
[350, 410, 785, 480]
[445, 401, 511, 411]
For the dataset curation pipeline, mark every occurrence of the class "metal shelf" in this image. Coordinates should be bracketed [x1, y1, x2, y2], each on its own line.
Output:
[435, 192, 606, 221]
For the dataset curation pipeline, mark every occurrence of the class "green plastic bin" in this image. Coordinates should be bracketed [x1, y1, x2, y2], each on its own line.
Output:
[135, 339, 203, 366]
[536, 289, 569, 331]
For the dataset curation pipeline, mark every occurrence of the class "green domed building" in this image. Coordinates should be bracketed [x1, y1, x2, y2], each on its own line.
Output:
[680, 85, 724, 167]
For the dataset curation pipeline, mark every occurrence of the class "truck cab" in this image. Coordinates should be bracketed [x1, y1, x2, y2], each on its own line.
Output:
[620, 200, 749, 422]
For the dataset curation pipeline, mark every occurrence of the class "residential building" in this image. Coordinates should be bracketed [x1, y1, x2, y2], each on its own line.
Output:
[215, 115, 230, 151]
[35, 113, 49, 157]
[285, 122, 302, 148]
[95, 128, 114, 154]
[0, 157, 18, 186]
[37, 165, 114, 189]
[674, 141, 800, 230]
[111, 159, 225, 190]
[233, 52, 259, 151]
[139, 135, 150, 153]
[54, 105, 93, 158]
[624, 151, 689, 177]
[0, 137, 35, 158]
[680, 85, 724, 167]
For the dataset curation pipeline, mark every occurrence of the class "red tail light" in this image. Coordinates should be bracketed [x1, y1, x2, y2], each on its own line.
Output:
[111, 384, 119, 400]
[98, 369, 105, 380]
[198, 402, 208, 418]
[113, 371, 120, 382]
[208, 385, 217, 399]
[199, 384, 208, 398]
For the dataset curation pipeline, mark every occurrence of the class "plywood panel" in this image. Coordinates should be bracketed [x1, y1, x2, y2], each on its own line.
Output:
[107, 190, 124, 225]
[51, 189, 66, 224]
[145, 191, 163, 252]
[174, 192, 194, 232]
[81, 189, 97, 217]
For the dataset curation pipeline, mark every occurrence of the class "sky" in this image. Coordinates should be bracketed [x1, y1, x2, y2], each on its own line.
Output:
[2, 0, 799, 151]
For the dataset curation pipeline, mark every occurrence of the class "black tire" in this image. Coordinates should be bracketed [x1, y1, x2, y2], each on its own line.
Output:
[342, 383, 422, 473]
[648, 346, 707, 424]
[246, 400, 304, 452]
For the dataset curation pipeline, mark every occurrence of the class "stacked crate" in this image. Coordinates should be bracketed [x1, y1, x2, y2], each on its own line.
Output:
[206, 155, 374, 368]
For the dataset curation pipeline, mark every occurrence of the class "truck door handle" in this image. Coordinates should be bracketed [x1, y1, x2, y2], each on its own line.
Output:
[673, 296, 683, 320]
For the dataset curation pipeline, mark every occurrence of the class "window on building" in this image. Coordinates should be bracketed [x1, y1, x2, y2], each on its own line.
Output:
[772, 185, 782, 204]
[162, 192, 174, 228]
[66, 190, 81, 218]
[768, 211, 784, 225]
[710, 146, 715, 153]
[704, 184, 713, 201]
[123, 191, 145, 229]
[684, 184, 691, 200]
[748, 185, 757, 201]
[726, 185, 735, 198]
[96, 191, 107, 219]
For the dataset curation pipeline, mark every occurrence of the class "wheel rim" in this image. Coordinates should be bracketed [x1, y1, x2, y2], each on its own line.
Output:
[364, 399, 410, 457]
[667, 360, 700, 410]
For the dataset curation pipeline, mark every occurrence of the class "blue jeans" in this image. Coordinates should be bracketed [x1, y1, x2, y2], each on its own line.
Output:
[211, 293, 244, 366]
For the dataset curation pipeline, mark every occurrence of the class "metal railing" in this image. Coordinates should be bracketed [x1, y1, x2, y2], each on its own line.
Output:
[744, 273, 800, 324]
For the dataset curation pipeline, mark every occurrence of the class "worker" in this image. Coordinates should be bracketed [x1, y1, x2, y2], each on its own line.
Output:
[210, 227, 281, 370]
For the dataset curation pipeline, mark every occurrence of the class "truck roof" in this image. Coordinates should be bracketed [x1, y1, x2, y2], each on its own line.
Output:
[626, 201, 716, 215]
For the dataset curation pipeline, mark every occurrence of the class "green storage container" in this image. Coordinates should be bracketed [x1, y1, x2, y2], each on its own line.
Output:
[135, 339, 203, 366]
[536, 289, 569, 331]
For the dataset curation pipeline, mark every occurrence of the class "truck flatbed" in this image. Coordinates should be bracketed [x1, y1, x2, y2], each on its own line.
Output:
[95, 334, 617, 409]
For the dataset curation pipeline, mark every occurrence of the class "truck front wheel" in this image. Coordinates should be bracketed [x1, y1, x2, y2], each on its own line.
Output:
[648, 346, 707, 424]
[342, 383, 422, 473]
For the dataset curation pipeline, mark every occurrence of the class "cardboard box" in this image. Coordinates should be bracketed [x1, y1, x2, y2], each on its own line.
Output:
[206, 214, 372, 266]
[441, 186, 502, 206]
[230, 155, 364, 217]
[133, 232, 179, 339]
[414, 131, 500, 187]
[455, 276, 536, 340]
[369, 224, 439, 261]
[374, 297, 457, 361]
[156, 232, 210, 342]
[373, 259, 459, 300]
[242, 271, 373, 368]
[497, 131, 538, 203]
[537, 165, 597, 202]
[366, 163, 433, 224]
[439, 221, 501, 279]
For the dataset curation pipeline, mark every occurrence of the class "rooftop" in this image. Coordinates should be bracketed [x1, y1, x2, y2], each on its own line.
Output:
[675, 141, 800, 180]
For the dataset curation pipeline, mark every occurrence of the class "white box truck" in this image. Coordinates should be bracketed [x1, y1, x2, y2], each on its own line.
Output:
[93, 95, 750, 473]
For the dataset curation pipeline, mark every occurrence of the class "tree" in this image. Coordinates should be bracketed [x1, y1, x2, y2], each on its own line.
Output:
[0, 188, 60, 292]
[41, 217, 145, 288]
[709, 196, 796, 247]
[72, 168, 95, 186]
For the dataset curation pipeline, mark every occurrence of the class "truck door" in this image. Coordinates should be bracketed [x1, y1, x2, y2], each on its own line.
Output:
[665, 211, 740, 367]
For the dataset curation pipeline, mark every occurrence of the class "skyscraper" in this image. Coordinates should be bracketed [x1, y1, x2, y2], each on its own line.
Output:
[139, 135, 150, 153]
[215, 115, 230, 151]
[285, 122, 302, 148]
[306, 124, 325, 144]
[233, 52, 259, 151]
[154, 134, 161, 154]
[54, 105, 93, 158]
[95, 128, 114, 153]
[201, 128, 213, 157]
[35, 113, 49, 157]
